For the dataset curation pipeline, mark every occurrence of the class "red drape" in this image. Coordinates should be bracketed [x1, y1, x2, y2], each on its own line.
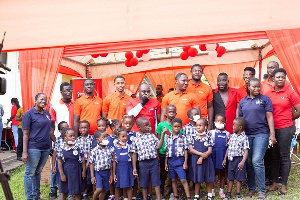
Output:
[266, 28, 300, 95]
[59, 66, 83, 77]
[101, 72, 146, 97]
[19, 48, 64, 112]
[203, 61, 257, 89]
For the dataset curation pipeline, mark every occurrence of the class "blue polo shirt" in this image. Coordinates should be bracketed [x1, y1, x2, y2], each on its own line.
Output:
[22, 106, 51, 150]
[238, 94, 273, 135]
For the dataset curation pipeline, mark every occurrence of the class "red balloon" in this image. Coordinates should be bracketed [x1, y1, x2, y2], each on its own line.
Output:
[130, 58, 138, 66]
[199, 44, 207, 51]
[188, 47, 198, 57]
[182, 46, 191, 52]
[180, 51, 189, 60]
[217, 46, 226, 56]
[142, 49, 150, 54]
[215, 43, 219, 51]
[100, 53, 108, 57]
[125, 59, 131, 67]
[91, 54, 100, 58]
[125, 51, 134, 60]
[136, 51, 143, 58]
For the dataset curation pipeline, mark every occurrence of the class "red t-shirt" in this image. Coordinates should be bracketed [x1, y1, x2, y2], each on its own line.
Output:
[265, 85, 300, 129]
[126, 98, 161, 134]
[237, 85, 247, 103]
[11, 105, 19, 126]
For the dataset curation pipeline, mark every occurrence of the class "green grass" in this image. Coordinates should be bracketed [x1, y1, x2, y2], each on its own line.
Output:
[1, 158, 300, 200]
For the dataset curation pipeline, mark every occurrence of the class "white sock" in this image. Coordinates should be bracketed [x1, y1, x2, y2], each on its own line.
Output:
[212, 189, 215, 193]
[208, 193, 212, 198]
[194, 195, 199, 198]
[220, 188, 224, 193]
[124, 198, 128, 200]
[132, 197, 136, 200]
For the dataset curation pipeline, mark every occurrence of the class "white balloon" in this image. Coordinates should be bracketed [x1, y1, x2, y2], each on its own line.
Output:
[206, 43, 216, 51]
[208, 51, 218, 58]
[142, 53, 151, 61]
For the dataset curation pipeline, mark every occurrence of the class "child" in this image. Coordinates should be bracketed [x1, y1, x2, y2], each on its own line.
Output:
[90, 130, 115, 200]
[76, 120, 93, 200]
[131, 117, 166, 200]
[113, 128, 135, 200]
[57, 128, 86, 200]
[156, 105, 179, 198]
[183, 108, 200, 138]
[164, 118, 191, 200]
[210, 114, 230, 198]
[122, 115, 136, 145]
[189, 118, 215, 200]
[97, 117, 108, 131]
[51, 121, 69, 199]
[222, 117, 249, 200]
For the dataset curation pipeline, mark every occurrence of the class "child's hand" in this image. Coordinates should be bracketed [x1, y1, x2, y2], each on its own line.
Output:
[114, 174, 117, 183]
[82, 171, 86, 179]
[238, 162, 244, 170]
[91, 177, 96, 185]
[162, 127, 170, 136]
[202, 152, 208, 159]
[133, 169, 138, 178]
[183, 162, 188, 170]
[197, 157, 203, 165]
[222, 159, 226, 168]
[60, 174, 67, 182]
[109, 175, 113, 184]
[52, 165, 56, 174]
[165, 164, 168, 171]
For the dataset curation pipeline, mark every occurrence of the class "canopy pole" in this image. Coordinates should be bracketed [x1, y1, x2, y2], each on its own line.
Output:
[258, 49, 262, 81]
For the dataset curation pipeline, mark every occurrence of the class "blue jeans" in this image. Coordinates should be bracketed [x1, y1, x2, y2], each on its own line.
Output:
[24, 148, 50, 200]
[246, 133, 269, 194]
[50, 169, 58, 194]
[12, 125, 18, 147]
[0, 118, 3, 148]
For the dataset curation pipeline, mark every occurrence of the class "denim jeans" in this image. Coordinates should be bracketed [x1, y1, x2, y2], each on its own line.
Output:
[246, 133, 269, 194]
[0, 118, 3, 148]
[12, 125, 18, 147]
[269, 126, 293, 186]
[17, 128, 23, 157]
[50, 170, 58, 194]
[24, 148, 50, 200]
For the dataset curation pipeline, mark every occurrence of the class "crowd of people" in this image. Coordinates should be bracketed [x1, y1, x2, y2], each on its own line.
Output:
[18, 61, 300, 200]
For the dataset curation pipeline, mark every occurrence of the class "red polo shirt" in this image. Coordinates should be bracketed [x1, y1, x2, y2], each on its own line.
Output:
[185, 81, 213, 119]
[265, 85, 300, 129]
[161, 90, 200, 126]
[126, 98, 161, 134]
[261, 77, 292, 95]
[237, 85, 247, 103]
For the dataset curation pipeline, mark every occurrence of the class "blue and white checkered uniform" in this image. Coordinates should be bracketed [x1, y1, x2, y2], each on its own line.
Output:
[76, 135, 93, 160]
[130, 133, 159, 161]
[53, 136, 64, 152]
[127, 131, 137, 145]
[89, 145, 115, 171]
[183, 123, 197, 143]
[164, 134, 189, 157]
[227, 131, 250, 159]
[57, 143, 83, 163]
[188, 133, 214, 148]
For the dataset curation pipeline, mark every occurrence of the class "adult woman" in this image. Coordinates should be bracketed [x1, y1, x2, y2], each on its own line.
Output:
[238, 78, 276, 199]
[266, 68, 300, 195]
[22, 93, 51, 200]
[7, 98, 20, 151]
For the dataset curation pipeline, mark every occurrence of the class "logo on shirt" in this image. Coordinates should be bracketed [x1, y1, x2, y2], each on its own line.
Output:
[256, 99, 262, 105]
[181, 99, 188, 101]
[95, 102, 100, 104]
[281, 96, 285, 100]
[73, 150, 78, 156]
[199, 91, 204, 94]
[123, 103, 127, 105]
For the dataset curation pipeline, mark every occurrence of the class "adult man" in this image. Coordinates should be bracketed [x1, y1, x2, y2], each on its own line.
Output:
[236, 67, 256, 103]
[74, 79, 102, 136]
[261, 61, 291, 94]
[126, 83, 161, 134]
[102, 76, 131, 121]
[213, 73, 238, 133]
[155, 85, 164, 103]
[185, 64, 213, 129]
[161, 73, 200, 126]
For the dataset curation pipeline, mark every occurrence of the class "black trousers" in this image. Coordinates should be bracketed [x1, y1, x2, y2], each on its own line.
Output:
[17, 128, 23, 157]
[159, 154, 168, 194]
[269, 126, 293, 185]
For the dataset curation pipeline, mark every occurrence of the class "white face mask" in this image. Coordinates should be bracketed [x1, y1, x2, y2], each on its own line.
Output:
[193, 115, 201, 122]
[215, 122, 225, 130]
[100, 139, 109, 146]
[67, 140, 75, 145]
[119, 141, 126, 146]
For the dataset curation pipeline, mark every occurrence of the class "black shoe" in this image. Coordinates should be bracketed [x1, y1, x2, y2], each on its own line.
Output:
[17, 156, 22, 161]
[49, 192, 58, 200]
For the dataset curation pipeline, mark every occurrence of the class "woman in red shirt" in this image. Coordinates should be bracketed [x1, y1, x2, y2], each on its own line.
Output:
[7, 98, 20, 151]
[266, 68, 300, 195]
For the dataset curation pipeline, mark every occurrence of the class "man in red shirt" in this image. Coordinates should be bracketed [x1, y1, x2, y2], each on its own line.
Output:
[126, 83, 161, 134]
[236, 67, 255, 103]
[213, 73, 238, 133]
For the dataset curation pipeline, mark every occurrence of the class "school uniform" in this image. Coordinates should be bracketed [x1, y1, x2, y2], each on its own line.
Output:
[57, 144, 85, 195]
[188, 134, 215, 183]
[227, 131, 250, 182]
[53, 136, 64, 184]
[130, 133, 161, 188]
[127, 131, 137, 145]
[114, 143, 134, 188]
[89, 145, 115, 190]
[210, 129, 230, 169]
[164, 134, 189, 179]
[108, 135, 117, 147]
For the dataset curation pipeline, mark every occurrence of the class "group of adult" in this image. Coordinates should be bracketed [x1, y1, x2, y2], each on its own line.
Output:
[20, 61, 300, 199]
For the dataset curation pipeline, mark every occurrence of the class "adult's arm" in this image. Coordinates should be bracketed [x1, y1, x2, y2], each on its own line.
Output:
[292, 104, 300, 120]
[22, 129, 30, 163]
[102, 112, 108, 118]
[207, 101, 214, 130]
[74, 114, 80, 138]
[50, 122, 56, 142]
[266, 112, 276, 145]
[195, 106, 201, 116]
[15, 108, 22, 121]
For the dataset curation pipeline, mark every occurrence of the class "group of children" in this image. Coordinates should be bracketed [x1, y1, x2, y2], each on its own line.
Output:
[51, 104, 249, 200]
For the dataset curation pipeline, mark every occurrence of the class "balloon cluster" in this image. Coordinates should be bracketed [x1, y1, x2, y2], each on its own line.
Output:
[124, 50, 151, 67]
[91, 53, 109, 58]
[180, 46, 198, 60]
[199, 43, 226, 58]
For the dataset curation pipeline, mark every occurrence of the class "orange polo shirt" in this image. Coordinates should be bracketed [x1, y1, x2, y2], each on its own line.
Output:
[74, 94, 102, 134]
[161, 90, 200, 126]
[261, 77, 292, 95]
[237, 85, 247, 103]
[265, 85, 300, 129]
[102, 92, 131, 121]
[186, 81, 213, 118]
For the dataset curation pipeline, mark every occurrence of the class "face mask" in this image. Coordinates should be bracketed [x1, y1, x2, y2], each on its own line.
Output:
[119, 141, 126, 146]
[197, 132, 206, 136]
[215, 122, 225, 130]
[67, 140, 75, 145]
[193, 115, 201, 122]
[100, 139, 109, 146]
